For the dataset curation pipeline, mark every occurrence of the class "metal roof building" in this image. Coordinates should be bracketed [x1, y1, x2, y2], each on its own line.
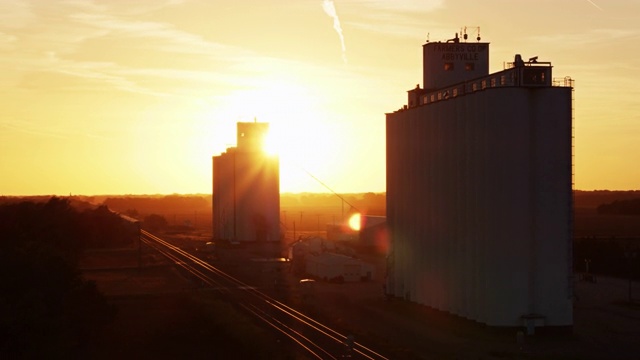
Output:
[386, 33, 574, 328]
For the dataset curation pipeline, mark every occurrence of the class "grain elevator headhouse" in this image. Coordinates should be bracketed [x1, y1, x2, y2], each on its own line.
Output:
[423, 33, 489, 90]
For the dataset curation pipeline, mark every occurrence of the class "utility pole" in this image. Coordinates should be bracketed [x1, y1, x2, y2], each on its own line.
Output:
[137, 222, 142, 270]
[300, 211, 304, 231]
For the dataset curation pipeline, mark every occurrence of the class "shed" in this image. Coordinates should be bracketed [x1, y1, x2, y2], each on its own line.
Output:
[305, 253, 374, 282]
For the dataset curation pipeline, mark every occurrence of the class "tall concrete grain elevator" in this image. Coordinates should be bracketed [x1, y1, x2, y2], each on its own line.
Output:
[213, 122, 280, 242]
[386, 33, 574, 328]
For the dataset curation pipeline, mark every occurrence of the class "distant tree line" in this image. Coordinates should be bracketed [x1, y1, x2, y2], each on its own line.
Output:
[143, 213, 169, 232]
[281, 192, 386, 215]
[0, 198, 122, 357]
[574, 190, 640, 209]
[597, 198, 640, 216]
[104, 194, 210, 216]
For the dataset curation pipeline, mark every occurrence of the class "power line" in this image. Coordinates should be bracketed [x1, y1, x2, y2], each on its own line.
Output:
[301, 168, 360, 213]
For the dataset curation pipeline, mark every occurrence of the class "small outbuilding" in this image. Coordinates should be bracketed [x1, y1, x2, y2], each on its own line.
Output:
[305, 252, 374, 282]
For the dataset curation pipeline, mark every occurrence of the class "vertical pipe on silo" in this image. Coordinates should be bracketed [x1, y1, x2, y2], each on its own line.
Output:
[446, 100, 456, 315]
[407, 111, 416, 303]
[477, 93, 488, 324]
[436, 104, 444, 311]
[424, 106, 435, 308]
[457, 99, 464, 316]
[467, 96, 478, 321]
[415, 108, 426, 304]
[397, 115, 407, 299]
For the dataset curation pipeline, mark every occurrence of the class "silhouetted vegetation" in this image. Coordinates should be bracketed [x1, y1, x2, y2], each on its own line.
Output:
[572, 191, 640, 279]
[143, 213, 168, 232]
[104, 194, 210, 215]
[281, 192, 385, 215]
[574, 190, 640, 209]
[574, 237, 640, 280]
[0, 197, 118, 357]
[597, 198, 640, 215]
[99, 192, 387, 232]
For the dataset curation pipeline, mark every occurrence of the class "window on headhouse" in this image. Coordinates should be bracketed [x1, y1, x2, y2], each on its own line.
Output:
[444, 63, 454, 71]
[522, 68, 548, 85]
[465, 63, 475, 71]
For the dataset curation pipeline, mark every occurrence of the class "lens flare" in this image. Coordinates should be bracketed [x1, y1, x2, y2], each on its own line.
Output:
[348, 213, 361, 231]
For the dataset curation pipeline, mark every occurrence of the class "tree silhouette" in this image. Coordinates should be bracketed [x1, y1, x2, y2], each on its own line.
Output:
[143, 213, 168, 232]
[0, 198, 116, 357]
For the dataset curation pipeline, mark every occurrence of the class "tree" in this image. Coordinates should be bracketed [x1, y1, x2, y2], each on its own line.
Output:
[597, 198, 640, 215]
[143, 214, 168, 232]
[0, 198, 115, 358]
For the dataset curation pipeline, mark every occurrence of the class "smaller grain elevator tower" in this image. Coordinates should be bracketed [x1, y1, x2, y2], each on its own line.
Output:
[213, 122, 280, 242]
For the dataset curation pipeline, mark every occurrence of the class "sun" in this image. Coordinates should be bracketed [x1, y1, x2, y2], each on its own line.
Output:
[264, 119, 342, 192]
[193, 75, 344, 193]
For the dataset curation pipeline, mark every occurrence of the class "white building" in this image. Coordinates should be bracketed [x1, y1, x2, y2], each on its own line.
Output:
[306, 252, 374, 282]
[386, 34, 574, 328]
[289, 237, 374, 282]
[212, 122, 280, 242]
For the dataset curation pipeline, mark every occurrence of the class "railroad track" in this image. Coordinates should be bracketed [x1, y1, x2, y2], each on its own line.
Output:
[140, 230, 389, 360]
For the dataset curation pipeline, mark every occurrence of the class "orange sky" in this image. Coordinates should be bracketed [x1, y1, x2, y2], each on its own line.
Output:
[1, 0, 639, 195]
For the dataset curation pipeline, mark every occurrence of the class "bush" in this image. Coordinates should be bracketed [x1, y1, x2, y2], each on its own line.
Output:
[143, 214, 168, 232]
[0, 198, 116, 357]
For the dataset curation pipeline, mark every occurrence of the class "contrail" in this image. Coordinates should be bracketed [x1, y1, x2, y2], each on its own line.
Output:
[322, 0, 347, 64]
[585, 0, 603, 11]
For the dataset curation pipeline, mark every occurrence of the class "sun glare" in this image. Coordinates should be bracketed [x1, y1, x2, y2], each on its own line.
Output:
[348, 213, 361, 231]
[262, 128, 279, 156]
[192, 75, 346, 193]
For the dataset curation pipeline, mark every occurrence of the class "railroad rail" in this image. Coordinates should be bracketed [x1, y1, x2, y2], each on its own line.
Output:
[140, 230, 389, 360]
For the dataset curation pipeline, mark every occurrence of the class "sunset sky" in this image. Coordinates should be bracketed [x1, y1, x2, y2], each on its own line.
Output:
[1, 0, 639, 195]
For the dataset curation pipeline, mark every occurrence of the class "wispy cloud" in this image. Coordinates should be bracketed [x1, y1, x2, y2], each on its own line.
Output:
[0, 32, 17, 50]
[322, 0, 348, 63]
[343, 0, 445, 38]
[68, 13, 229, 55]
[347, 13, 444, 39]
[527, 28, 639, 46]
[1, 117, 77, 139]
[0, 0, 263, 98]
[585, 0, 604, 11]
[350, 0, 444, 13]
[0, 0, 440, 103]
[0, 0, 35, 29]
